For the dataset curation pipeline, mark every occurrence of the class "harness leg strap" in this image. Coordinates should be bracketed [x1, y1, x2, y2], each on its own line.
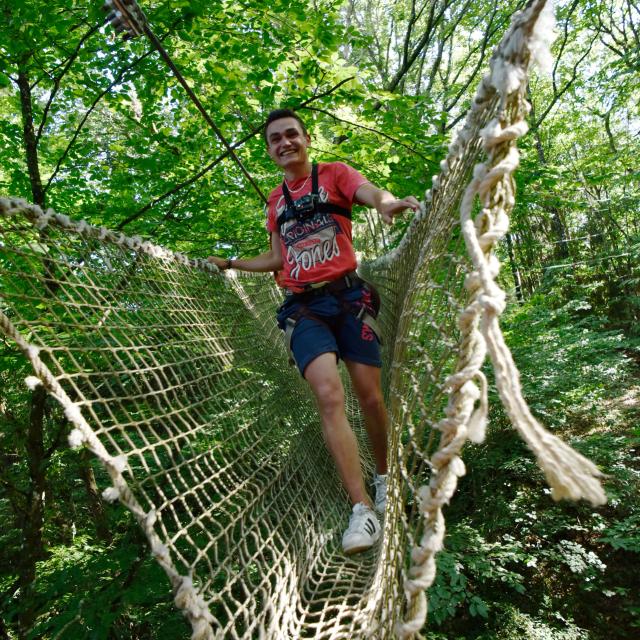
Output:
[284, 317, 297, 366]
[357, 307, 383, 344]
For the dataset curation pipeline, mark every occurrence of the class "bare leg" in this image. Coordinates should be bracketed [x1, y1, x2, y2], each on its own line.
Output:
[344, 360, 388, 475]
[304, 353, 371, 506]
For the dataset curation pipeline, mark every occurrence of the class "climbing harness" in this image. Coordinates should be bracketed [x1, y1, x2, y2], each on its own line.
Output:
[275, 162, 380, 365]
[280, 271, 383, 367]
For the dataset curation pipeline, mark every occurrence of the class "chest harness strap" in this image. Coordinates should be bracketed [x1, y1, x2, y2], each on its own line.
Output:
[277, 163, 352, 231]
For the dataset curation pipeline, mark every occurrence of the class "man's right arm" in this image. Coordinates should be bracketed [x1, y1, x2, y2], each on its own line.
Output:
[208, 232, 283, 272]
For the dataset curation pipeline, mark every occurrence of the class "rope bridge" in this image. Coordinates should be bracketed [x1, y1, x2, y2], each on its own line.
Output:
[0, 2, 605, 638]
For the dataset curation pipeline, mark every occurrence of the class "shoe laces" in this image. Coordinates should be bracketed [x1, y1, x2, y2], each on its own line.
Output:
[372, 473, 387, 495]
[350, 502, 373, 525]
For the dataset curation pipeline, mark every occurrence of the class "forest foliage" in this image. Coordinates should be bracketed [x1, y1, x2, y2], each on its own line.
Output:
[0, 0, 638, 638]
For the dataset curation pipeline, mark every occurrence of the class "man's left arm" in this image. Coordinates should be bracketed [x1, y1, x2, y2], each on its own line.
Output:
[354, 183, 420, 225]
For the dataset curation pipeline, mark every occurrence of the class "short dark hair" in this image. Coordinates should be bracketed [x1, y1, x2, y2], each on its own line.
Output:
[264, 109, 307, 143]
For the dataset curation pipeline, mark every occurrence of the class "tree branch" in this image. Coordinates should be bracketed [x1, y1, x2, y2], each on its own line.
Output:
[116, 76, 355, 230]
[296, 75, 355, 107]
[43, 46, 158, 194]
[444, 5, 502, 120]
[36, 22, 102, 144]
[533, 33, 598, 129]
[384, 0, 447, 93]
[301, 105, 432, 162]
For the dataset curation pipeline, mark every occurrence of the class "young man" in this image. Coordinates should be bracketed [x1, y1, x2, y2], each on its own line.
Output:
[209, 109, 419, 554]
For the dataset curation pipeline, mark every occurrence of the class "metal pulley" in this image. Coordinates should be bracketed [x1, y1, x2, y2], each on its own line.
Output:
[101, 0, 146, 40]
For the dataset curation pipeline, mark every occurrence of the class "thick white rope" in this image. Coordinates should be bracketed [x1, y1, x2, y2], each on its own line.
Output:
[0, 197, 221, 274]
[396, 1, 605, 637]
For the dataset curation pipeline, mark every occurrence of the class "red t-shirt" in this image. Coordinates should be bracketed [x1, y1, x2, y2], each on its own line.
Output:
[266, 162, 368, 290]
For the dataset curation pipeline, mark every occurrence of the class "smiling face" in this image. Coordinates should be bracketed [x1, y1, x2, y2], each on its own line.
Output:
[265, 117, 311, 174]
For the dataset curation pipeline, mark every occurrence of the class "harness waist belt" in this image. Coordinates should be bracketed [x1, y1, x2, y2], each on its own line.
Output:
[285, 271, 361, 298]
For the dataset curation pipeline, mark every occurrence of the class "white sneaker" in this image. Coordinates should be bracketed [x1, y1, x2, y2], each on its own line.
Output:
[372, 473, 387, 514]
[342, 503, 381, 555]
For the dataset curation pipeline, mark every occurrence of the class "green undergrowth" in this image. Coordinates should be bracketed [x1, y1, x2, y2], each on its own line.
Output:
[1, 513, 188, 640]
[426, 296, 640, 639]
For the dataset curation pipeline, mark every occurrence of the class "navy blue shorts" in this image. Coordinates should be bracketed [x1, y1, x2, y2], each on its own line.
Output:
[276, 283, 382, 377]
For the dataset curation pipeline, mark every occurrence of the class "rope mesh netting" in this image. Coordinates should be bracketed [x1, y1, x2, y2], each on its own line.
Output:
[0, 1, 605, 638]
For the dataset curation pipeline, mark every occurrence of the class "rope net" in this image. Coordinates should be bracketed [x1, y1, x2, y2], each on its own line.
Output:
[0, 1, 604, 638]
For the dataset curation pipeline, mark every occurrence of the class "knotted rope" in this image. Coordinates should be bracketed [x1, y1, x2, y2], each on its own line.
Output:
[396, 1, 605, 637]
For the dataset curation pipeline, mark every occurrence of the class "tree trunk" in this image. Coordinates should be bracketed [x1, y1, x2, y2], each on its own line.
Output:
[505, 233, 524, 303]
[16, 385, 48, 636]
[17, 70, 45, 208]
[16, 63, 50, 639]
[79, 450, 112, 544]
[528, 92, 570, 262]
[533, 131, 569, 260]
